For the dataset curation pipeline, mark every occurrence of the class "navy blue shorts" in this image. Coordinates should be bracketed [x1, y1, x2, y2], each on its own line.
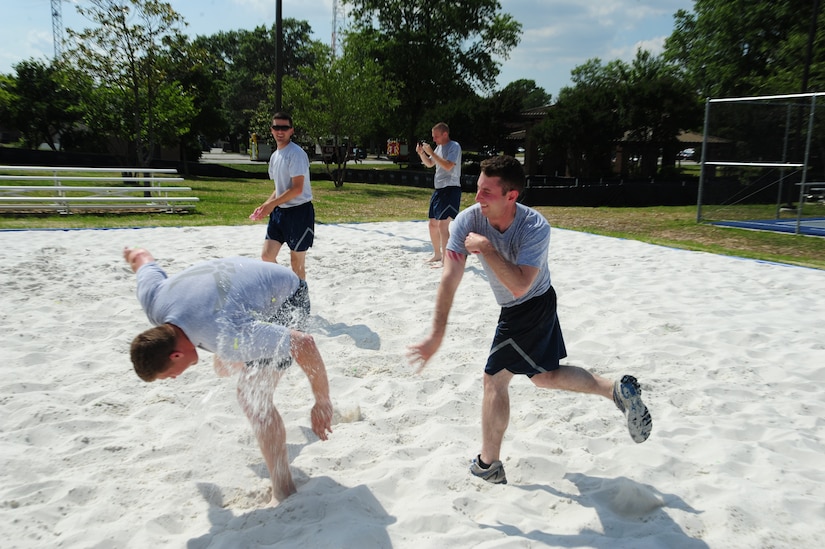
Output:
[266, 201, 315, 252]
[485, 287, 568, 377]
[246, 280, 310, 370]
[428, 186, 462, 220]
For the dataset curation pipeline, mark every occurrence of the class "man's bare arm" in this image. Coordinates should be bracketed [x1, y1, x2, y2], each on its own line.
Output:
[407, 250, 467, 371]
[289, 330, 333, 440]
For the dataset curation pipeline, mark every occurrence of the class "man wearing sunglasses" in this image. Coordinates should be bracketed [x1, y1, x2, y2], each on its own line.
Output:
[250, 112, 315, 281]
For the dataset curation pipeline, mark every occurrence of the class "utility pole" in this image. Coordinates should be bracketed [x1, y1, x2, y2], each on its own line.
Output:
[51, 0, 64, 59]
[275, 0, 283, 110]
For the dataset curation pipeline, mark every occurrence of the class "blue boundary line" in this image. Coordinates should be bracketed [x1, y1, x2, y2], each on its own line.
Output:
[710, 218, 825, 237]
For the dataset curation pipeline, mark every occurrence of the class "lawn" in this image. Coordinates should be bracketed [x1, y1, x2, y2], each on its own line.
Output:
[1, 168, 823, 270]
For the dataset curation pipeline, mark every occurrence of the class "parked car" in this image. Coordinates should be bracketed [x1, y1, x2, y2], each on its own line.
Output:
[677, 148, 696, 160]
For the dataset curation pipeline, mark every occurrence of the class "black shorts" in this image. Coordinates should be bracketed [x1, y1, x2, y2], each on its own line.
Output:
[428, 186, 462, 220]
[266, 201, 315, 251]
[485, 287, 568, 377]
[245, 280, 310, 370]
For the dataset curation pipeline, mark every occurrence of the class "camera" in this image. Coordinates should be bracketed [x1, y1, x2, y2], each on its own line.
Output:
[418, 140, 426, 146]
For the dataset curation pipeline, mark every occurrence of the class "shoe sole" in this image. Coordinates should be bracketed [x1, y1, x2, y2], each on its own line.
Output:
[615, 375, 653, 443]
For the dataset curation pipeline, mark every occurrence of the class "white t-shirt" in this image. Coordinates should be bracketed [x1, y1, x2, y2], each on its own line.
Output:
[268, 141, 312, 207]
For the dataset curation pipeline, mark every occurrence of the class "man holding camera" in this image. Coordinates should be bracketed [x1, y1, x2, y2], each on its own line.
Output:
[416, 122, 462, 266]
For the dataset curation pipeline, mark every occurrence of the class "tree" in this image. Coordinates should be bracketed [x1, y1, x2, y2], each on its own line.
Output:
[535, 59, 625, 178]
[192, 20, 317, 150]
[479, 79, 552, 154]
[0, 74, 16, 138]
[663, 0, 825, 184]
[65, 0, 194, 165]
[620, 51, 703, 176]
[2, 60, 86, 150]
[161, 34, 227, 164]
[663, 0, 824, 97]
[535, 52, 700, 179]
[273, 41, 399, 187]
[345, 0, 521, 150]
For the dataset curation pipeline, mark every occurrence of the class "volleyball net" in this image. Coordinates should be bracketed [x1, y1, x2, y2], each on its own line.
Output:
[696, 92, 825, 235]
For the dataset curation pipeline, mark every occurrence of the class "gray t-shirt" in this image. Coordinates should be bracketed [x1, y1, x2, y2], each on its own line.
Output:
[136, 257, 300, 362]
[433, 140, 462, 189]
[268, 140, 312, 207]
[447, 203, 551, 307]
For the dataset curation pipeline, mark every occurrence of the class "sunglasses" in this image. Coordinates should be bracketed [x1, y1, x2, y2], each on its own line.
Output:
[271, 124, 292, 131]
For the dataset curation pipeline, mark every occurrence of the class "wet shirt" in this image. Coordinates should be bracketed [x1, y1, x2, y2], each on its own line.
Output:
[447, 203, 552, 307]
[136, 257, 301, 362]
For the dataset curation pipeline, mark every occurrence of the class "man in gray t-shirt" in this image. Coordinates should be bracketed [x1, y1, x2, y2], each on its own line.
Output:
[416, 122, 463, 265]
[249, 111, 315, 280]
[124, 247, 332, 506]
[409, 156, 652, 486]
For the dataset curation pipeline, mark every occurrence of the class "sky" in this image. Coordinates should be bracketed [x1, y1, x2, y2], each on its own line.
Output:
[4, 0, 695, 100]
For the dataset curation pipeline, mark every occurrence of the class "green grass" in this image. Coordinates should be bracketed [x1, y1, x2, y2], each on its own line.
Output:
[1, 170, 823, 270]
[535, 205, 825, 270]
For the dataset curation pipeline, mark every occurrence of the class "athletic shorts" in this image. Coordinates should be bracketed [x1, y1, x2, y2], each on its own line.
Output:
[246, 280, 310, 370]
[428, 186, 462, 220]
[266, 201, 315, 252]
[485, 286, 568, 377]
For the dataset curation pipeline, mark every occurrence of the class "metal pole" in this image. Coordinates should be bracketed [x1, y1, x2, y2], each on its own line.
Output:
[275, 0, 283, 111]
[797, 94, 816, 234]
[776, 104, 792, 219]
[696, 98, 711, 223]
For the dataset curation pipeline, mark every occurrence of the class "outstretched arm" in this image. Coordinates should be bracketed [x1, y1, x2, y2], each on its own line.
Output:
[290, 330, 333, 440]
[123, 247, 156, 273]
[407, 249, 467, 372]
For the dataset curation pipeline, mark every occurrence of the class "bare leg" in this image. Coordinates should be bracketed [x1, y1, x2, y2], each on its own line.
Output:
[427, 218, 443, 262]
[480, 370, 514, 464]
[236, 368, 295, 505]
[436, 218, 452, 264]
[262, 239, 283, 263]
[530, 365, 613, 399]
[289, 250, 307, 280]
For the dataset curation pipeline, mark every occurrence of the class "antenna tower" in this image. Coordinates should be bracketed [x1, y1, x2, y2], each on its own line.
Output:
[331, 0, 346, 57]
[51, 0, 64, 59]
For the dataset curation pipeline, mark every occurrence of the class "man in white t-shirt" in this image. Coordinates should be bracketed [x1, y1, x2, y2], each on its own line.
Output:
[250, 112, 314, 280]
[124, 247, 333, 506]
[408, 155, 652, 486]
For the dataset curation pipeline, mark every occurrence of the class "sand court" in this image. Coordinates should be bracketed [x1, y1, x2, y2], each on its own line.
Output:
[1, 221, 824, 548]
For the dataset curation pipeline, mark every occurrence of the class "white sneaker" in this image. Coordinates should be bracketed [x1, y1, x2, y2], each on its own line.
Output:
[613, 375, 652, 443]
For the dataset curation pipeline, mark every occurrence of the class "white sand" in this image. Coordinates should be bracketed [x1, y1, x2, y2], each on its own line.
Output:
[1, 221, 824, 548]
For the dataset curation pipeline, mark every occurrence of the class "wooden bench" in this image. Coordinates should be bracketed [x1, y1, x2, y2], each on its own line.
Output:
[0, 165, 199, 214]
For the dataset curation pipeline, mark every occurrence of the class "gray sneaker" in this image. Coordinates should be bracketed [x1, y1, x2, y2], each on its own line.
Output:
[469, 456, 508, 484]
[613, 375, 652, 443]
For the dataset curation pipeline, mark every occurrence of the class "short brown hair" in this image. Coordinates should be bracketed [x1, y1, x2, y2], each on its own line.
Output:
[432, 122, 450, 134]
[272, 111, 293, 126]
[480, 155, 526, 194]
[130, 324, 177, 382]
